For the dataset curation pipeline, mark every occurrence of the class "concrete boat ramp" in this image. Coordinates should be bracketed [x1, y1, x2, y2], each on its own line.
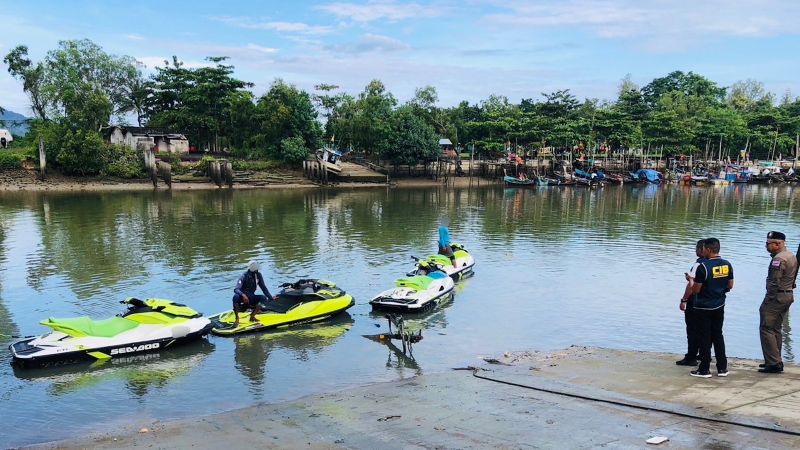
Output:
[37, 347, 800, 449]
[334, 162, 387, 183]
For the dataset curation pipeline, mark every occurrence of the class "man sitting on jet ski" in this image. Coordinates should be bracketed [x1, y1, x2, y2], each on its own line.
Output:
[233, 261, 275, 327]
[438, 243, 456, 266]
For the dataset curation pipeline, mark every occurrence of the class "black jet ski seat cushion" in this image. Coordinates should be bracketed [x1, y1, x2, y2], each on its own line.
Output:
[261, 296, 304, 314]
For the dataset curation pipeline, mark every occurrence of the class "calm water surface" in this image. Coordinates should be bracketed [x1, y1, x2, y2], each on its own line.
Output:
[0, 184, 798, 446]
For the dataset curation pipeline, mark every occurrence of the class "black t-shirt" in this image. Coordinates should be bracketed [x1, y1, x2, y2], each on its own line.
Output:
[694, 256, 734, 310]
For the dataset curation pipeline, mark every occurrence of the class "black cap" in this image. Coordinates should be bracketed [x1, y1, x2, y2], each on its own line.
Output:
[767, 231, 786, 241]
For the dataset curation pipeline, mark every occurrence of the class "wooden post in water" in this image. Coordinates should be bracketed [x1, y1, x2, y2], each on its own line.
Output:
[208, 159, 222, 187]
[139, 144, 158, 188]
[157, 161, 172, 189]
[38, 138, 46, 180]
[224, 160, 233, 187]
[469, 143, 474, 185]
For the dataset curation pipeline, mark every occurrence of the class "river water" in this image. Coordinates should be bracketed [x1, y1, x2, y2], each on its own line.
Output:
[0, 184, 798, 447]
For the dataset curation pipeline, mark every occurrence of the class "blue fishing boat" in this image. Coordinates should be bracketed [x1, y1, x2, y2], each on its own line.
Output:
[629, 169, 662, 184]
[504, 175, 536, 187]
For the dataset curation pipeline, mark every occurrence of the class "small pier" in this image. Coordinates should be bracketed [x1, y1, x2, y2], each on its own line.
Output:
[303, 159, 387, 184]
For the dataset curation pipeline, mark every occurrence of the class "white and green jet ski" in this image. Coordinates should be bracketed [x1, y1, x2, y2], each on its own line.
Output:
[9, 298, 212, 369]
[370, 261, 455, 313]
[409, 244, 475, 281]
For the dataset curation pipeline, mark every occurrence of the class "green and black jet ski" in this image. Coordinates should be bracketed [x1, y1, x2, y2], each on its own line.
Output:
[9, 298, 213, 369]
[209, 279, 354, 335]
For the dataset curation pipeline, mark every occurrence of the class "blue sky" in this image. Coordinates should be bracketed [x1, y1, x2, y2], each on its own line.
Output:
[2, 0, 800, 116]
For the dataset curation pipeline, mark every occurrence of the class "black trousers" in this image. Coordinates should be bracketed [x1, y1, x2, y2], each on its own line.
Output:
[696, 307, 726, 373]
[683, 303, 700, 359]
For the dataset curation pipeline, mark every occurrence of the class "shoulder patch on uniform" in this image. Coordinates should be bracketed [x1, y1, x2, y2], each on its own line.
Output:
[771, 260, 782, 268]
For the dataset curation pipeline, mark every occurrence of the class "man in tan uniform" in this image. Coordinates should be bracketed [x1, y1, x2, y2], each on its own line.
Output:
[759, 231, 798, 373]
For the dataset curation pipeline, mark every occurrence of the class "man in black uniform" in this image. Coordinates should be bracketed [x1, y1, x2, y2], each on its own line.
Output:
[232, 261, 274, 327]
[689, 238, 734, 378]
[758, 231, 798, 373]
[676, 240, 706, 366]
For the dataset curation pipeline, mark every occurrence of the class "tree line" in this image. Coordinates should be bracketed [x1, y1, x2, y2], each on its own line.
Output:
[4, 39, 800, 175]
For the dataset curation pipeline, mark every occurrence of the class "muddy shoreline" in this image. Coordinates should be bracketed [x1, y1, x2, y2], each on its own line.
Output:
[0, 169, 489, 192]
[27, 347, 800, 449]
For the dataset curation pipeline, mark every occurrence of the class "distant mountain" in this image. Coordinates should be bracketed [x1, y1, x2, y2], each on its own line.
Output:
[0, 108, 31, 136]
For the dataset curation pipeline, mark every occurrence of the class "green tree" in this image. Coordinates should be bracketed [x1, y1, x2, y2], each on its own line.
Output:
[279, 136, 311, 164]
[42, 39, 139, 129]
[537, 89, 579, 118]
[312, 83, 340, 138]
[352, 80, 396, 157]
[383, 106, 439, 164]
[250, 79, 321, 162]
[642, 71, 726, 109]
[4, 45, 49, 120]
[147, 56, 253, 150]
[118, 60, 152, 126]
[727, 79, 769, 112]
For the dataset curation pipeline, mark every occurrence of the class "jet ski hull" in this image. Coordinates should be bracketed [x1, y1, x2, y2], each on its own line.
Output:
[369, 272, 456, 313]
[209, 297, 354, 335]
[10, 298, 212, 369]
[370, 288, 454, 313]
[210, 279, 354, 335]
[10, 322, 212, 369]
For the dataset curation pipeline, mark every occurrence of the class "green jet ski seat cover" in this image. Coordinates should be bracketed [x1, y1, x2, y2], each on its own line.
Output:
[41, 316, 139, 338]
[395, 275, 434, 291]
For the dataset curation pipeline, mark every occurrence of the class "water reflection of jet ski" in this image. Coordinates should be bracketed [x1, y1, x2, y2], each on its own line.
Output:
[13, 340, 214, 397]
[370, 261, 455, 313]
[210, 279, 354, 335]
[233, 314, 354, 389]
[9, 298, 212, 369]
[408, 244, 475, 281]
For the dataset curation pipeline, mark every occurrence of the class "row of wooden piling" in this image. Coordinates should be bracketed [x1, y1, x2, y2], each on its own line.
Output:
[303, 159, 329, 183]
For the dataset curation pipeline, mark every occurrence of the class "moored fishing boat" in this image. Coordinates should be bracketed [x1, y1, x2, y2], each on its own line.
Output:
[503, 175, 536, 187]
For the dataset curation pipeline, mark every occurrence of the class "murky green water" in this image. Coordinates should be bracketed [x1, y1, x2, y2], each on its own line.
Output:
[0, 184, 798, 447]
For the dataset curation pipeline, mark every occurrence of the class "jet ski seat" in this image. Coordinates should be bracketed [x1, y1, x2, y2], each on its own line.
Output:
[426, 255, 453, 267]
[41, 316, 139, 338]
[395, 275, 434, 291]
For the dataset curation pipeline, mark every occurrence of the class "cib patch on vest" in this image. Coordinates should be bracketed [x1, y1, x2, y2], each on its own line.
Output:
[712, 265, 730, 278]
[771, 260, 781, 268]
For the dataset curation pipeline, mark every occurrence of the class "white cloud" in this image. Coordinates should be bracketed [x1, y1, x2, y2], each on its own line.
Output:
[483, 0, 800, 52]
[317, 0, 447, 23]
[124, 33, 145, 41]
[135, 56, 212, 70]
[213, 16, 334, 35]
[246, 43, 279, 54]
[326, 33, 411, 54]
